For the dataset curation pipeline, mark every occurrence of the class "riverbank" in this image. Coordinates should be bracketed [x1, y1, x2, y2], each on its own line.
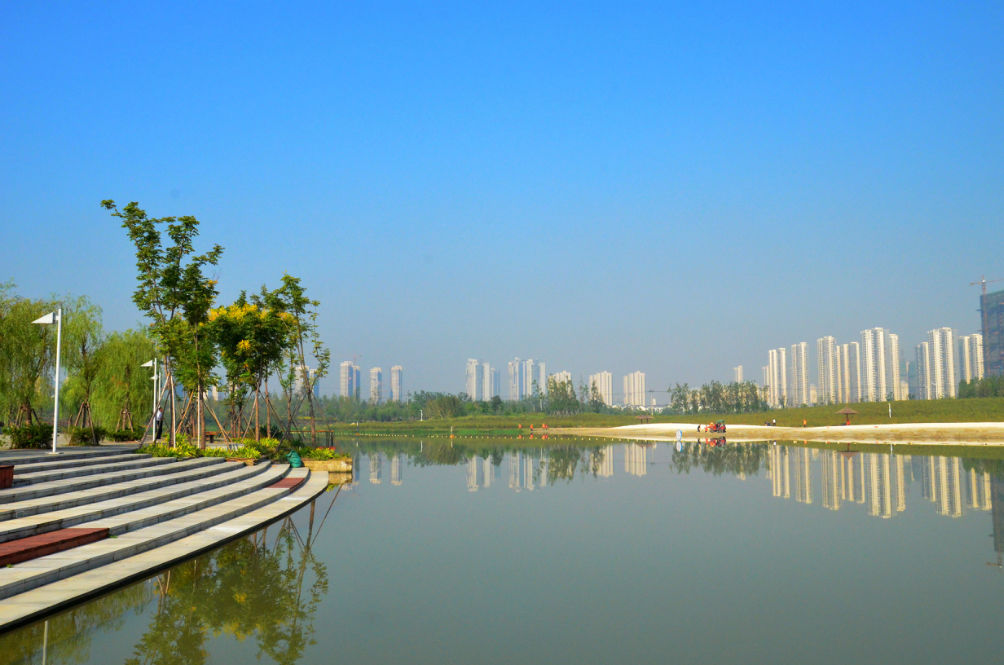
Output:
[557, 421, 1004, 444]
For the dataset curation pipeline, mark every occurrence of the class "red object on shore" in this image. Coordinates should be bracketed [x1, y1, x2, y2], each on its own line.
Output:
[0, 465, 13, 489]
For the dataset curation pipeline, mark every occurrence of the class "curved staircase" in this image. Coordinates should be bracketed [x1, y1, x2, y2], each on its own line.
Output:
[0, 445, 327, 631]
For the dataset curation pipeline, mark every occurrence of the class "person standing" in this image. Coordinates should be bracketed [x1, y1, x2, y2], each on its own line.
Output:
[154, 406, 164, 442]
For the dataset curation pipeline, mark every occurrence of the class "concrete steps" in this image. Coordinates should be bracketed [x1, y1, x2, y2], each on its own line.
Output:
[0, 447, 327, 622]
[0, 468, 311, 599]
[0, 460, 274, 543]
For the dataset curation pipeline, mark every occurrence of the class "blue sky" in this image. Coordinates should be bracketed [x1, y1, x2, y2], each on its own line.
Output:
[2, 1, 1002, 397]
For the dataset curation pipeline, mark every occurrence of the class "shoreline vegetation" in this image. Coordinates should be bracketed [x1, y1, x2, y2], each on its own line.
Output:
[310, 398, 1003, 443]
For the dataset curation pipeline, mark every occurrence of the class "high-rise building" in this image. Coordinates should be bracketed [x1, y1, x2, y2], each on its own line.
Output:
[733, 365, 744, 383]
[789, 342, 810, 406]
[507, 358, 519, 401]
[861, 328, 900, 401]
[924, 327, 957, 398]
[915, 342, 933, 400]
[294, 365, 319, 399]
[369, 367, 382, 403]
[981, 288, 1004, 377]
[339, 360, 361, 399]
[623, 371, 646, 408]
[958, 334, 984, 383]
[816, 336, 838, 405]
[548, 370, 572, 390]
[838, 341, 861, 403]
[767, 347, 787, 407]
[390, 365, 403, 402]
[465, 358, 482, 400]
[481, 362, 497, 401]
[589, 371, 613, 406]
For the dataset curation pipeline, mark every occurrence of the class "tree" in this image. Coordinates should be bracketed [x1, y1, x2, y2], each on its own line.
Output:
[91, 329, 156, 431]
[104, 200, 223, 447]
[272, 275, 329, 445]
[210, 291, 292, 441]
[0, 282, 62, 425]
[59, 296, 104, 441]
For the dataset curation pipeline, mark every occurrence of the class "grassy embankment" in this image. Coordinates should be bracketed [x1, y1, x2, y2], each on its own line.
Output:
[307, 397, 1003, 439]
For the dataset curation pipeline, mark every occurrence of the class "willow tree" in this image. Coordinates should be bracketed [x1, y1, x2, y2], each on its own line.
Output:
[103, 200, 223, 447]
[91, 329, 156, 431]
[0, 283, 61, 425]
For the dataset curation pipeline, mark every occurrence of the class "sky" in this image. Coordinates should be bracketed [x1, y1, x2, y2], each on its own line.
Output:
[2, 1, 1002, 399]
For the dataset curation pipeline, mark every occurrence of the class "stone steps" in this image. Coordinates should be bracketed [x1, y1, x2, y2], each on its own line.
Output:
[0, 458, 241, 520]
[0, 457, 220, 504]
[0, 446, 328, 628]
[0, 470, 328, 630]
[0, 460, 274, 543]
[13, 454, 180, 486]
[0, 468, 311, 599]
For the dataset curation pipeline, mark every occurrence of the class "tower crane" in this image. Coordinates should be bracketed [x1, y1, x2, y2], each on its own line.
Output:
[970, 275, 1004, 295]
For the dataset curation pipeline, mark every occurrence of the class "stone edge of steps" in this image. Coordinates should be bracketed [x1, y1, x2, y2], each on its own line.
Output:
[0, 469, 328, 633]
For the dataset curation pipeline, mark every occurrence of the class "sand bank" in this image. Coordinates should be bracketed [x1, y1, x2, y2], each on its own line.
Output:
[557, 421, 1004, 445]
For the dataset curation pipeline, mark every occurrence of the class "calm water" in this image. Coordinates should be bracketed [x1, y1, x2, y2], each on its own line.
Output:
[2, 440, 1002, 664]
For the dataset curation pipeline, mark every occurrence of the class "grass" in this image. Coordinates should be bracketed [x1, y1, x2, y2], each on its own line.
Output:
[299, 398, 1003, 437]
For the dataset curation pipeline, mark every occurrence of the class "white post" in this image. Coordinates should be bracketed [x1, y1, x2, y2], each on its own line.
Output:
[51, 307, 62, 455]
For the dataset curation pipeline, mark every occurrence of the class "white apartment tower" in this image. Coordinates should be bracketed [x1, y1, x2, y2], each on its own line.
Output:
[733, 365, 744, 383]
[767, 347, 788, 407]
[339, 360, 361, 399]
[623, 371, 646, 408]
[838, 341, 861, 403]
[369, 367, 382, 404]
[925, 327, 957, 398]
[861, 328, 901, 401]
[816, 336, 838, 405]
[548, 371, 572, 390]
[465, 358, 482, 400]
[481, 361, 497, 400]
[958, 334, 984, 383]
[390, 365, 403, 402]
[589, 371, 613, 406]
[789, 342, 810, 406]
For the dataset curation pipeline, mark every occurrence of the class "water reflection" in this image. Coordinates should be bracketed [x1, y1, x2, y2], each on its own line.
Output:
[349, 438, 1004, 567]
[1, 502, 332, 665]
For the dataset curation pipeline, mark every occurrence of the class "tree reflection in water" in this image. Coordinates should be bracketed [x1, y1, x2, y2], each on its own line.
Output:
[125, 502, 331, 665]
[0, 494, 333, 665]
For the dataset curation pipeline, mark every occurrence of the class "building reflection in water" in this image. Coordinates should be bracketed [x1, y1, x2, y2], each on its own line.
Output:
[355, 442, 1004, 564]
[391, 453, 402, 486]
[624, 443, 648, 477]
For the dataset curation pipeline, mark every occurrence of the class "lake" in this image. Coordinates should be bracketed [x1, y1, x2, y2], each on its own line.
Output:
[1, 439, 1001, 664]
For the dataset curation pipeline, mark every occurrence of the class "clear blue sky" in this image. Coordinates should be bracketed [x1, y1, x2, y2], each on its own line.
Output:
[2, 1, 1001, 397]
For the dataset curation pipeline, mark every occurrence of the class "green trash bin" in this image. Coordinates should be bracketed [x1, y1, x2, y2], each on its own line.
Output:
[286, 451, 303, 468]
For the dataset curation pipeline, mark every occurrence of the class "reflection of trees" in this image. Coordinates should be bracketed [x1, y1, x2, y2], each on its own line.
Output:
[546, 446, 587, 483]
[123, 500, 331, 665]
[670, 442, 769, 477]
[0, 581, 149, 665]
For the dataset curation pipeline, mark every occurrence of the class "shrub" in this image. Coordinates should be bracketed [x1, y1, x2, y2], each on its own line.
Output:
[6, 424, 51, 449]
[302, 446, 350, 460]
[68, 426, 107, 445]
[108, 428, 144, 442]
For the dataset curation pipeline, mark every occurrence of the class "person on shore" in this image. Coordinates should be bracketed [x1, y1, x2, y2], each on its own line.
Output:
[771, 418, 776, 427]
[154, 407, 163, 442]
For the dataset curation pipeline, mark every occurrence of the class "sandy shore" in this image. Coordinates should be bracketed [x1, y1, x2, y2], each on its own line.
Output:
[557, 421, 1004, 445]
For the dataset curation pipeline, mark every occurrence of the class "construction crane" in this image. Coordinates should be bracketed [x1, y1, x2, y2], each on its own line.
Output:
[970, 275, 1004, 295]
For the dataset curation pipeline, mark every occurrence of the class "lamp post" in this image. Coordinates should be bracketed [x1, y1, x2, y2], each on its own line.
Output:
[32, 307, 62, 455]
[141, 358, 158, 417]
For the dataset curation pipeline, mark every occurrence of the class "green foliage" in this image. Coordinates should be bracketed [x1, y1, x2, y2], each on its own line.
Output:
[668, 380, 767, 415]
[5, 423, 51, 448]
[68, 425, 107, 445]
[0, 282, 61, 424]
[958, 376, 1004, 398]
[301, 446, 348, 460]
[545, 377, 579, 414]
[90, 329, 156, 429]
[108, 428, 144, 442]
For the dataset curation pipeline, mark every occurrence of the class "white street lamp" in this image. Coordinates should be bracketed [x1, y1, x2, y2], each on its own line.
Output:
[32, 307, 62, 455]
[141, 358, 158, 418]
